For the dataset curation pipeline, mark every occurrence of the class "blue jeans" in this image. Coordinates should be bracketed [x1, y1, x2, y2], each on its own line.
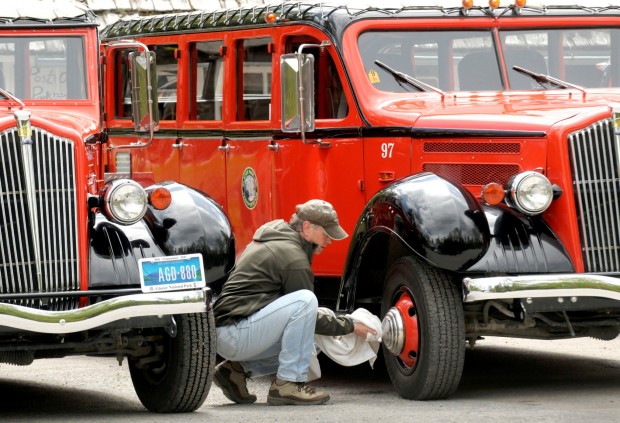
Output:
[215, 289, 318, 382]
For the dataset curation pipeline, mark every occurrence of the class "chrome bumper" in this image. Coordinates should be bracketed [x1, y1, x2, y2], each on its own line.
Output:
[0, 288, 210, 334]
[463, 274, 620, 303]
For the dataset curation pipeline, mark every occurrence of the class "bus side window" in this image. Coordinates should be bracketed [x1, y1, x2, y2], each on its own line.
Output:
[191, 41, 224, 121]
[317, 52, 348, 119]
[116, 50, 132, 119]
[236, 38, 272, 121]
[152, 45, 178, 121]
[286, 39, 348, 120]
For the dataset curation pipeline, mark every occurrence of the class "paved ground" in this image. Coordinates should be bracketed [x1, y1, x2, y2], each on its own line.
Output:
[1, 336, 619, 422]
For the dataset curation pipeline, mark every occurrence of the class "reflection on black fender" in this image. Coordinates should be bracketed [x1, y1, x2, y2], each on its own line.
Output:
[465, 205, 573, 274]
[345, 173, 489, 274]
[89, 181, 235, 290]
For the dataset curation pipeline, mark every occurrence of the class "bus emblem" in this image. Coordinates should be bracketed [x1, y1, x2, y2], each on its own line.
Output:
[241, 167, 258, 210]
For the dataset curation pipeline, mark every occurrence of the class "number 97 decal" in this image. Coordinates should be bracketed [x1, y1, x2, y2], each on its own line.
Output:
[381, 142, 395, 158]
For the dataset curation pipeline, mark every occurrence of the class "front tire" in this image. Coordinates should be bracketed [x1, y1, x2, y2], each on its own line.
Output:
[381, 257, 465, 400]
[129, 311, 216, 413]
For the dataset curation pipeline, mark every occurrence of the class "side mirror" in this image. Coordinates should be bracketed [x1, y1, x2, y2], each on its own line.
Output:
[280, 53, 315, 138]
[129, 50, 159, 132]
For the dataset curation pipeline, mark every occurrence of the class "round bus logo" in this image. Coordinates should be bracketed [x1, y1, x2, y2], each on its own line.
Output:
[241, 167, 258, 209]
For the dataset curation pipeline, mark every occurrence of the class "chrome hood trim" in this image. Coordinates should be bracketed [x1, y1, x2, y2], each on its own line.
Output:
[0, 288, 209, 334]
[463, 274, 620, 302]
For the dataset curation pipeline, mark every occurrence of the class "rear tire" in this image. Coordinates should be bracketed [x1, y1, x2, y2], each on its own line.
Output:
[129, 311, 216, 413]
[381, 257, 465, 400]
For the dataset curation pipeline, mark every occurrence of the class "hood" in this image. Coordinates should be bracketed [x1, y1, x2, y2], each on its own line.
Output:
[367, 90, 620, 132]
[0, 105, 99, 139]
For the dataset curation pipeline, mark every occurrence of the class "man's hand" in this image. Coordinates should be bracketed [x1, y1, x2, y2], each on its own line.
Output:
[353, 321, 378, 339]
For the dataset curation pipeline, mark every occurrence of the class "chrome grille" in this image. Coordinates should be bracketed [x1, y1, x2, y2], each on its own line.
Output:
[0, 127, 79, 309]
[569, 118, 620, 273]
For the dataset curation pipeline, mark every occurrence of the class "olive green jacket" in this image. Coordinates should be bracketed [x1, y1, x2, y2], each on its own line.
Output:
[213, 219, 353, 336]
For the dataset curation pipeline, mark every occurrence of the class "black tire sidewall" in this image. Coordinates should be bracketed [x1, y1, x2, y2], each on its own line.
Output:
[129, 310, 215, 413]
[381, 256, 464, 400]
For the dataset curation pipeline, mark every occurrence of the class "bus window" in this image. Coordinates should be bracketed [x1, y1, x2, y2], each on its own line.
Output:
[116, 45, 178, 120]
[191, 41, 224, 121]
[116, 50, 131, 119]
[152, 45, 178, 120]
[236, 38, 272, 121]
[286, 38, 348, 120]
[314, 49, 348, 119]
[0, 36, 87, 100]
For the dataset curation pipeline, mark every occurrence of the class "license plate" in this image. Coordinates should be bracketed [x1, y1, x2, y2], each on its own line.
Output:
[138, 254, 206, 293]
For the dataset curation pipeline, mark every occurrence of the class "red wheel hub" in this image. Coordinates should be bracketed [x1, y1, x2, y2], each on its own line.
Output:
[393, 291, 419, 368]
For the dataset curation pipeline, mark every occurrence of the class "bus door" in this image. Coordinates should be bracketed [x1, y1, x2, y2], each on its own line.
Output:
[357, 32, 424, 200]
[223, 37, 276, 253]
[177, 40, 227, 206]
[274, 36, 366, 276]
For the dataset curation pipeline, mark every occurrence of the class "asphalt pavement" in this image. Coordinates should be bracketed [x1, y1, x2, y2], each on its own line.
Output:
[1, 336, 619, 422]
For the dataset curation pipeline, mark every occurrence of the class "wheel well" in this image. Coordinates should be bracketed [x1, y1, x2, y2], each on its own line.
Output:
[352, 229, 463, 314]
[354, 230, 412, 311]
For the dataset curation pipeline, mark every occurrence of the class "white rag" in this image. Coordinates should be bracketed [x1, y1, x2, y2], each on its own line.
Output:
[308, 307, 382, 381]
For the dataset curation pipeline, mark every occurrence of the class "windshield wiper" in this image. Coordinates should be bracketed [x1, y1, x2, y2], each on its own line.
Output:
[512, 65, 586, 95]
[375, 60, 445, 99]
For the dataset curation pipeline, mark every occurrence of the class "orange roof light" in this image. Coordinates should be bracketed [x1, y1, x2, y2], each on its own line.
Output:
[481, 182, 505, 206]
[515, 0, 527, 7]
[149, 187, 172, 210]
[462, 0, 474, 9]
[489, 0, 500, 8]
[264, 11, 278, 24]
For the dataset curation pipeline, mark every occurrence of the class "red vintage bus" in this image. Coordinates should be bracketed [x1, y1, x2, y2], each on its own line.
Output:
[0, 0, 235, 412]
[101, 0, 620, 399]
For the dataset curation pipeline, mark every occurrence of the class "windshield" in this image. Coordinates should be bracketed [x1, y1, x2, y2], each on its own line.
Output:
[358, 28, 620, 92]
[0, 36, 87, 100]
[502, 29, 620, 89]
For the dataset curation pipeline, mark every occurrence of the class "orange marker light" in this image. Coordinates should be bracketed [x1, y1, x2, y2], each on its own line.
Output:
[481, 182, 505, 205]
[515, 0, 527, 7]
[149, 187, 172, 210]
[378, 171, 396, 182]
[489, 0, 500, 8]
[462, 0, 474, 9]
[264, 12, 277, 24]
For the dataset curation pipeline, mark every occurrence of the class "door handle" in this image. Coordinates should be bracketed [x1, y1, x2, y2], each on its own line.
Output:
[218, 144, 230, 153]
[267, 143, 279, 152]
[172, 141, 184, 151]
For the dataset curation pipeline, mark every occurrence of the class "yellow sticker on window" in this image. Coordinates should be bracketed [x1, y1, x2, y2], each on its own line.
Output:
[368, 69, 381, 84]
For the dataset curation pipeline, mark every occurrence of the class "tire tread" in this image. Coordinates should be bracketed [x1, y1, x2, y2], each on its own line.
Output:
[129, 310, 216, 413]
[382, 256, 465, 400]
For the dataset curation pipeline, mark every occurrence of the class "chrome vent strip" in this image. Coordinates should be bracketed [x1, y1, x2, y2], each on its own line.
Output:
[0, 129, 31, 295]
[0, 127, 79, 308]
[33, 130, 79, 296]
[569, 118, 620, 272]
[17, 113, 43, 293]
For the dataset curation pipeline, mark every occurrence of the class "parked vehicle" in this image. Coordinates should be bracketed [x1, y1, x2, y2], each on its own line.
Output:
[0, 0, 235, 412]
[100, 0, 620, 400]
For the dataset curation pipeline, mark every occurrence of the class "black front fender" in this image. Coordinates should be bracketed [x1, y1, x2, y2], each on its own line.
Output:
[353, 172, 489, 270]
[89, 182, 235, 290]
[337, 172, 574, 312]
[465, 204, 574, 274]
[337, 173, 489, 310]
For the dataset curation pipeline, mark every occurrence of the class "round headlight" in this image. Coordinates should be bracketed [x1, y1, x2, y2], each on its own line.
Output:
[103, 180, 148, 224]
[507, 171, 553, 215]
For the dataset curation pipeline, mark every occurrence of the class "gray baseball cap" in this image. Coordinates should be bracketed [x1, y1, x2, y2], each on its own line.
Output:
[295, 199, 348, 240]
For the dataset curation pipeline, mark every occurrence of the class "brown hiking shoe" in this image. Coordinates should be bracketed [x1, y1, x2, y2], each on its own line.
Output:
[213, 360, 257, 404]
[267, 381, 330, 406]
